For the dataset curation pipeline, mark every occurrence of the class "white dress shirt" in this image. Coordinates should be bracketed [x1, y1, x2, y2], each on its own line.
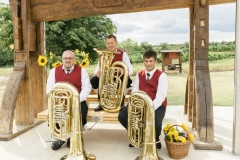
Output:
[93, 51, 133, 76]
[131, 68, 168, 110]
[46, 65, 92, 102]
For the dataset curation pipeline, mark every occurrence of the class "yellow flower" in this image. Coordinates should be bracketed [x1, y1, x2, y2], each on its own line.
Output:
[52, 61, 62, 68]
[38, 55, 48, 66]
[80, 59, 89, 68]
[180, 137, 187, 143]
[74, 59, 77, 64]
[173, 130, 179, 137]
[75, 49, 80, 54]
[181, 124, 188, 131]
[169, 127, 175, 132]
[189, 133, 194, 141]
[49, 51, 53, 59]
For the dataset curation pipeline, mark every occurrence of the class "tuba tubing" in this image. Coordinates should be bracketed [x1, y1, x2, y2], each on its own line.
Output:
[48, 82, 96, 160]
[94, 48, 129, 112]
[128, 91, 162, 160]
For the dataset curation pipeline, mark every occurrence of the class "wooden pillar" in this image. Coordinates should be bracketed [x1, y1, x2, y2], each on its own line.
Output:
[194, 0, 214, 143]
[14, 0, 35, 125]
[29, 22, 47, 117]
[184, 7, 195, 127]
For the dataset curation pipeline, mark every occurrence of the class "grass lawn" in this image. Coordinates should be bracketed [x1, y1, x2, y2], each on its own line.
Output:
[0, 58, 234, 106]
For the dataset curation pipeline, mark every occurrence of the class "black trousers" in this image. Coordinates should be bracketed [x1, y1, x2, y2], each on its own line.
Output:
[90, 75, 132, 89]
[118, 104, 166, 141]
[81, 101, 88, 126]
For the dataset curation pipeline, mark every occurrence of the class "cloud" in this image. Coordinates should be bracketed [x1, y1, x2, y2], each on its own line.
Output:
[107, 3, 236, 45]
[210, 3, 236, 32]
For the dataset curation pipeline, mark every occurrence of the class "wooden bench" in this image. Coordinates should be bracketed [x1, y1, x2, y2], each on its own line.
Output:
[37, 89, 131, 122]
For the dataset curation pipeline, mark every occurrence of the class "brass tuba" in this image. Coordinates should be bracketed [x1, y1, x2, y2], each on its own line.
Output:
[94, 48, 128, 112]
[48, 82, 96, 160]
[128, 91, 162, 160]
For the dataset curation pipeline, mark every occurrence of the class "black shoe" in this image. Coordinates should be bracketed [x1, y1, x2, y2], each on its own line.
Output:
[129, 144, 135, 148]
[94, 105, 103, 112]
[67, 138, 70, 148]
[51, 140, 65, 150]
[156, 142, 162, 150]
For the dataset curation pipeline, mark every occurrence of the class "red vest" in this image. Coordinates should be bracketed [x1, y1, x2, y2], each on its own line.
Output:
[139, 70, 167, 107]
[112, 49, 123, 64]
[55, 65, 82, 93]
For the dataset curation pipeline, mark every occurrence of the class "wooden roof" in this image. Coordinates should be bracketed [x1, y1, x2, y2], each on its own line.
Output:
[30, 0, 236, 22]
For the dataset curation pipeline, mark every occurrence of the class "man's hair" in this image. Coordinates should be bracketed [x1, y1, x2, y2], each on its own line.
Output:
[143, 51, 157, 60]
[106, 34, 117, 41]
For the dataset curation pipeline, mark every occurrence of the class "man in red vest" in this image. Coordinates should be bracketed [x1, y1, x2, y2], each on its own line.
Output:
[118, 50, 168, 150]
[90, 35, 133, 112]
[46, 50, 92, 150]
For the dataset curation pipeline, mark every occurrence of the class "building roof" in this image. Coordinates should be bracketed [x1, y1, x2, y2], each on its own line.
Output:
[160, 50, 183, 53]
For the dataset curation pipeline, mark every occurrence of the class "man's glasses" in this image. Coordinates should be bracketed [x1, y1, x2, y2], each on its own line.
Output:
[62, 57, 74, 60]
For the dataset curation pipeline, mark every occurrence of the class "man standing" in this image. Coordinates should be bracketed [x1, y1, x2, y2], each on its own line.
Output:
[46, 50, 92, 150]
[90, 35, 133, 112]
[118, 50, 168, 150]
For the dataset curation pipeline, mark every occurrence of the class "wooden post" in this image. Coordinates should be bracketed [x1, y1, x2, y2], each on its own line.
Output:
[192, 0, 222, 150]
[194, 0, 214, 143]
[14, 0, 35, 125]
[29, 22, 47, 117]
[184, 7, 195, 127]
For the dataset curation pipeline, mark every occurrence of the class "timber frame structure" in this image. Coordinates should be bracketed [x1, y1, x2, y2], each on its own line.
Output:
[0, 0, 236, 149]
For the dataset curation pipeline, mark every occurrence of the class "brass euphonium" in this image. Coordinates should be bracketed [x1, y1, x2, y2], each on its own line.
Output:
[94, 48, 128, 112]
[48, 82, 96, 160]
[128, 91, 162, 160]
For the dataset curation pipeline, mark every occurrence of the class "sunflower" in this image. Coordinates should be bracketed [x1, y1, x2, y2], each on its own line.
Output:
[52, 61, 62, 68]
[85, 53, 89, 59]
[75, 49, 80, 54]
[38, 55, 48, 66]
[49, 51, 53, 59]
[80, 59, 89, 68]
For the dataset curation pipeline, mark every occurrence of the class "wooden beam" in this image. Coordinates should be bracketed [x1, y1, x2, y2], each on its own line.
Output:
[30, 0, 236, 22]
[0, 62, 25, 134]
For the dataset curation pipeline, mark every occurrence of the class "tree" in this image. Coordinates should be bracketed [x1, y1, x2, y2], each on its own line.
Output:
[0, 3, 117, 65]
[0, 3, 14, 66]
[159, 42, 169, 50]
[46, 16, 117, 64]
[140, 42, 153, 51]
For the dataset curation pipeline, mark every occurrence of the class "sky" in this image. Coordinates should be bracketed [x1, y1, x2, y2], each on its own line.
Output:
[0, 0, 236, 45]
[107, 3, 236, 45]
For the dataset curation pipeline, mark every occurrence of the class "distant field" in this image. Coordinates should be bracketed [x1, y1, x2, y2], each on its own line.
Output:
[0, 58, 234, 106]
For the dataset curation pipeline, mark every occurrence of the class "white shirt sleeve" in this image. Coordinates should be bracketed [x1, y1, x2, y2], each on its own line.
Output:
[80, 68, 92, 102]
[46, 68, 56, 94]
[153, 72, 168, 110]
[131, 73, 140, 93]
[122, 52, 133, 76]
[93, 61, 100, 76]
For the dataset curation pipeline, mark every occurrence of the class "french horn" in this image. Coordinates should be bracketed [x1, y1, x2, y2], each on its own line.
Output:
[48, 82, 96, 160]
[94, 48, 128, 112]
[128, 91, 162, 160]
